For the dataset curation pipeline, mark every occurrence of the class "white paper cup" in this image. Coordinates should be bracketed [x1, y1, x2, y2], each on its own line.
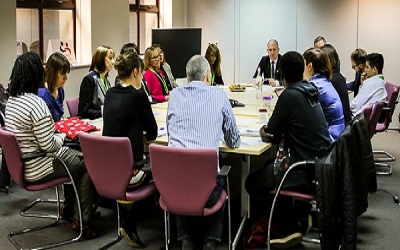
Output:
[258, 112, 268, 124]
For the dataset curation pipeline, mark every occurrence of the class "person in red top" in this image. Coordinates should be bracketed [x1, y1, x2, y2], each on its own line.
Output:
[143, 46, 172, 102]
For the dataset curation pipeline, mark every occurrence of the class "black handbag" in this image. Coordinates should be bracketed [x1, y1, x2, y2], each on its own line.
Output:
[273, 136, 290, 186]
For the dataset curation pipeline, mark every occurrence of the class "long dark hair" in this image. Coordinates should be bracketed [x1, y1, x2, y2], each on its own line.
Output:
[45, 52, 70, 94]
[9, 52, 44, 97]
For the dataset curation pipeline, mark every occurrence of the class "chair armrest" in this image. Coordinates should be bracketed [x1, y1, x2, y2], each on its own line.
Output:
[21, 151, 47, 161]
[219, 165, 231, 177]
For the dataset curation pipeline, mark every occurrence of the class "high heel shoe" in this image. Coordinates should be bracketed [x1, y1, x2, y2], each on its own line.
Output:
[119, 226, 145, 248]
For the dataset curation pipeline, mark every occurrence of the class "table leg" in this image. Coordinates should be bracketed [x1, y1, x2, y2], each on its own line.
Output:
[232, 155, 251, 249]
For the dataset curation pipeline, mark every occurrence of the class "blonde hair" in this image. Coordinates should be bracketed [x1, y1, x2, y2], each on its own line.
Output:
[144, 46, 158, 71]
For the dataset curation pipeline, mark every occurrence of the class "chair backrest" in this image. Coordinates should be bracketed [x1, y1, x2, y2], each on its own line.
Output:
[66, 97, 79, 117]
[149, 144, 218, 216]
[381, 81, 400, 128]
[78, 132, 134, 200]
[0, 129, 26, 188]
[362, 102, 373, 128]
[364, 101, 384, 139]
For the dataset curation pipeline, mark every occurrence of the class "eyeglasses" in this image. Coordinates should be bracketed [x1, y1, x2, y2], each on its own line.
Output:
[150, 55, 160, 61]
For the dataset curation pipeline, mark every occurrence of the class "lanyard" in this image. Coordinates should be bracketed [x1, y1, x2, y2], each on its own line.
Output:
[211, 73, 215, 86]
[141, 80, 149, 96]
[99, 77, 110, 91]
[150, 68, 169, 94]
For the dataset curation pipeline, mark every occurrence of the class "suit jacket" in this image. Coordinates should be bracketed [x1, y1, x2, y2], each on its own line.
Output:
[253, 54, 282, 85]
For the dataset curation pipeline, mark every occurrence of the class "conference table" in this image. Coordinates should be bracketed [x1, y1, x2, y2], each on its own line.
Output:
[149, 85, 279, 249]
[89, 84, 279, 249]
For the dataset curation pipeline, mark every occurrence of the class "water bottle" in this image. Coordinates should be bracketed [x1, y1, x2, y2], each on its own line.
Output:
[255, 67, 263, 101]
[263, 95, 273, 116]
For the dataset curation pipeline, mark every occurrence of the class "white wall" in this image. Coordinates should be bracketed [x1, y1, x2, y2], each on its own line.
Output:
[0, 0, 16, 85]
[172, 0, 186, 27]
[358, 0, 400, 84]
[184, 0, 400, 86]
[238, 0, 298, 82]
[187, 0, 236, 85]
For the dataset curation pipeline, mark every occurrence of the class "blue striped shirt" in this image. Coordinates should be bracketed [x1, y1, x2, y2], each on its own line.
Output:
[167, 81, 240, 153]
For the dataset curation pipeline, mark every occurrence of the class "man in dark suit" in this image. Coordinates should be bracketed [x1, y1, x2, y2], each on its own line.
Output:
[253, 39, 282, 86]
[347, 48, 367, 97]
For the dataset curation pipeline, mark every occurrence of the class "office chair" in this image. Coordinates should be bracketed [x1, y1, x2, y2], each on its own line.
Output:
[267, 116, 375, 250]
[66, 97, 79, 117]
[79, 132, 157, 249]
[362, 101, 388, 174]
[373, 81, 400, 175]
[0, 129, 83, 249]
[149, 144, 232, 250]
[267, 161, 319, 250]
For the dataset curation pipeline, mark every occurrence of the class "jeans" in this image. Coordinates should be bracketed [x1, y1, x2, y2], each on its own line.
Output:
[176, 176, 225, 242]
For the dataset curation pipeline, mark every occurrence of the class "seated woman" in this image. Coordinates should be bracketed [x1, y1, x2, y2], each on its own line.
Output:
[6, 52, 98, 239]
[321, 44, 352, 125]
[303, 48, 345, 141]
[245, 51, 331, 249]
[38, 52, 69, 122]
[205, 43, 224, 86]
[143, 46, 172, 103]
[115, 42, 156, 104]
[152, 43, 178, 88]
[102, 51, 158, 247]
[78, 45, 115, 119]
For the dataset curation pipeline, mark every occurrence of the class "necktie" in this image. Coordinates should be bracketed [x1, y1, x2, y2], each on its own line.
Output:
[271, 61, 275, 79]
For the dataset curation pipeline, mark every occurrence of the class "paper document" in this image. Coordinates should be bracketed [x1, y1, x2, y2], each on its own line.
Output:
[157, 127, 167, 137]
[239, 128, 260, 137]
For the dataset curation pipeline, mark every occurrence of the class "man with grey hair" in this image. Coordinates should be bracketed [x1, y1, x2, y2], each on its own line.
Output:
[167, 55, 240, 250]
[254, 39, 282, 86]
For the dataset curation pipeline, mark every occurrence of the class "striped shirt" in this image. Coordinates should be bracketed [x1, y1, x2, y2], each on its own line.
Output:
[167, 81, 240, 154]
[5, 93, 65, 182]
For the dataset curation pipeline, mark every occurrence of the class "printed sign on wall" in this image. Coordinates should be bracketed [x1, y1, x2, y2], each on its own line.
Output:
[46, 39, 77, 64]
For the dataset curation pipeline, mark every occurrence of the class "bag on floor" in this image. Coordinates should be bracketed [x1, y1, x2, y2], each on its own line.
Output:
[245, 214, 269, 249]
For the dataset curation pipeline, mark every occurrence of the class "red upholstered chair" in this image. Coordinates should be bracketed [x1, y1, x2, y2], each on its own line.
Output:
[78, 132, 157, 249]
[149, 144, 232, 250]
[373, 82, 400, 174]
[364, 101, 384, 140]
[363, 102, 391, 175]
[66, 97, 79, 117]
[0, 129, 83, 249]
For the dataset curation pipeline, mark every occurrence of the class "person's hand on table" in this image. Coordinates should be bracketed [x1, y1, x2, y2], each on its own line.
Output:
[259, 125, 273, 142]
[267, 78, 279, 87]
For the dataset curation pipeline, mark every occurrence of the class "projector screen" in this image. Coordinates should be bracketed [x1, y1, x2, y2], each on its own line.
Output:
[152, 28, 202, 78]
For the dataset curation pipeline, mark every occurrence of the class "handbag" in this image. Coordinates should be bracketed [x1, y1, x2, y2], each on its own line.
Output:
[273, 136, 290, 186]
